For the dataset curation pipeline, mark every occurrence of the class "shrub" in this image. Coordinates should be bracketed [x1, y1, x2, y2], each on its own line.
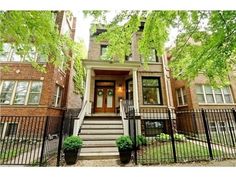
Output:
[136, 135, 147, 146]
[156, 133, 171, 142]
[63, 135, 83, 151]
[174, 133, 186, 141]
[116, 135, 133, 151]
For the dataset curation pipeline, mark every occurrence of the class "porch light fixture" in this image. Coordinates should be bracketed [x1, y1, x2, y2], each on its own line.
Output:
[118, 83, 122, 92]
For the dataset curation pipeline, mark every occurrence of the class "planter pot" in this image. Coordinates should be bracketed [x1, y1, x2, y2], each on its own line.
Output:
[118, 149, 132, 164]
[64, 149, 79, 165]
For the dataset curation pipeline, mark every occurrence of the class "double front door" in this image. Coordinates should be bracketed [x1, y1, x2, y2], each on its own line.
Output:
[95, 86, 115, 113]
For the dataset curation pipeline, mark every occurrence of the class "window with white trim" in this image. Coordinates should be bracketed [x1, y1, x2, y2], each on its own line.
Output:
[0, 43, 48, 63]
[52, 85, 63, 107]
[195, 84, 233, 104]
[176, 87, 187, 106]
[0, 80, 43, 105]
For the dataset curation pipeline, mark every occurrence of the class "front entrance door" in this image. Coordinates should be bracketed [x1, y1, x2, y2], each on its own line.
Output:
[95, 86, 115, 113]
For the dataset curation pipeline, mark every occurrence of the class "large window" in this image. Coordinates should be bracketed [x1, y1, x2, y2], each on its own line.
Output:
[0, 80, 43, 105]
[142, 77, 162, 105]
[0, 43, 47, 63]
[176, 87, 187, 106]
[195, 84, 233, 104]
[52, 85, 63, 107]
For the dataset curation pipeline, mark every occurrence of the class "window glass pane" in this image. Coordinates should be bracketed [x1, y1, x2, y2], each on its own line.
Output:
[24, 48, 36, 62]
[206, 94, 214, 103]
[224, 95, 232, 103]
[101, 45, 108, 56]
[28, 93, 40, 104]
[197, 94, 205, 103]
[205, 85, 213, 94]
[215, 94, 224, 103]
[0, 43, 11, 61]
[223, 87, 230, 94]
[178, 96, 183, 105]
[219, 122, 226, 131]
[11, 47, 23, 61]
[214, 88, 221, 94]
[147, 49, 156, 62]
[209, 122, 217, 132]
[145, 120, 164, 136]
[183, 95, 187, 104]
[143, 87, 160, 104]
[30, 82, 43, 92]
[142, 78, 158, 87]
[176, 89, 181, 97]
[14, 81, 29, 104]
[195, 85, 203, 93]
[5, 123, 18, 136]
[0, 81, 15, 104]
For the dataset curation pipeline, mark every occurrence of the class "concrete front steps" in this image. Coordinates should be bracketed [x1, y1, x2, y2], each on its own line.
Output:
[78, 116, 123, 160]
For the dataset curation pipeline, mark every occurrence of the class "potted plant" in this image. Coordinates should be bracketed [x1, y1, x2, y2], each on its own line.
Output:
[116, 135, 133, 164]
[63, 135, 83, 165]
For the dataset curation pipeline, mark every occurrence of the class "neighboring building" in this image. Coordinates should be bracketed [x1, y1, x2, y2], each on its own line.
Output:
[170, 60, 236, 135]
[0, 11, 82, 137]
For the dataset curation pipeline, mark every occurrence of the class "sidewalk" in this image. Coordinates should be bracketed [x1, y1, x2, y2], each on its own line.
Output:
[65, 158, 236, 167]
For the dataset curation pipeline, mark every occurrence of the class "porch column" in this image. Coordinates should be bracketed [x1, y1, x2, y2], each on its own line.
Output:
[132, 69, 141, 135]
[132, 69, 139, 112]
[84, 67, 91, 114]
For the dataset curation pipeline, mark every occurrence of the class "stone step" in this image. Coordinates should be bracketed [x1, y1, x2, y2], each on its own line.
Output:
[82, 124, 123, 129]
[80, 147, 118, 153]
[79, 134, 121, 140]
[79, 152, 119, 160]
[83, 140, 116, 146]
[80, 129, 123, 134]
[83, 120, 122, 125]
[83, 143, 116, 148]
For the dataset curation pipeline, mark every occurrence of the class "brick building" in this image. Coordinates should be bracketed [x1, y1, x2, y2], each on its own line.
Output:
[0, 11, 82, 137]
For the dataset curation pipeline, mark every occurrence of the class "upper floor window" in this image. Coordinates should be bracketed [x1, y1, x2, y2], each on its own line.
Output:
[141, 49, 160, 63]
[0, 80, 43, 105]
[195, 84, 233, 104]
[142, 77, 162, 105]
[176, 87, 187, 106]
[0, 43, 47, 63]
[100, 45, 108, 59]
[52, 85, 63, 107]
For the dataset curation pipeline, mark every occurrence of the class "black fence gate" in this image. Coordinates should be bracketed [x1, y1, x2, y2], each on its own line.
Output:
[128, 108, 236, 165]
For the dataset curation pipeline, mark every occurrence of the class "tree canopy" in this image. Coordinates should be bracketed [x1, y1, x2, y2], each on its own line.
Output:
[84, 10, 236, 86]
[0, 11, 85, 95]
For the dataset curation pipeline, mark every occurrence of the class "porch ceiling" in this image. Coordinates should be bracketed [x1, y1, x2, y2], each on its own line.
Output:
[94, 70, 130, 76]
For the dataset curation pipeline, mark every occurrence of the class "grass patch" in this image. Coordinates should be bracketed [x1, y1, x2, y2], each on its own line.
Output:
[138, 141, 224, 164]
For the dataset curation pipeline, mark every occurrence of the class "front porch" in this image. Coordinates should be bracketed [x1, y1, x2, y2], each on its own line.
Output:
[83, 60, 141, 115]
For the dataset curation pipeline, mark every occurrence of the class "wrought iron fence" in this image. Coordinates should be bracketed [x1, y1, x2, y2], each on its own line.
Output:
[0, 115, 65, 166]
[128, 108, 236, 165]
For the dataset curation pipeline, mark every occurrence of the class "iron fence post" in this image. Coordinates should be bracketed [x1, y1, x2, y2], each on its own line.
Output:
[168, 109, 177, 163]
[232, 109, 236, 123]
[57, 115, 66, 167]
[201, 109, 213, 160]
[225, 110, 235, 147]
[132, 108, 137, 165]
[39, 116, 49, 166]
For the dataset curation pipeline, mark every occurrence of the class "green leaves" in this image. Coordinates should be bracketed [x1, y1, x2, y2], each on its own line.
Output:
[85, 10, 236, 87]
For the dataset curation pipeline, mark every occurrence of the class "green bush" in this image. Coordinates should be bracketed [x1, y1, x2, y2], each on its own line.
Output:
[63, 135, 83, 151]
[156, 133, 171, 142]
[116, 135, 133, 151]
[136, 135, 147, 146]
[174, 133, 186, 141]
